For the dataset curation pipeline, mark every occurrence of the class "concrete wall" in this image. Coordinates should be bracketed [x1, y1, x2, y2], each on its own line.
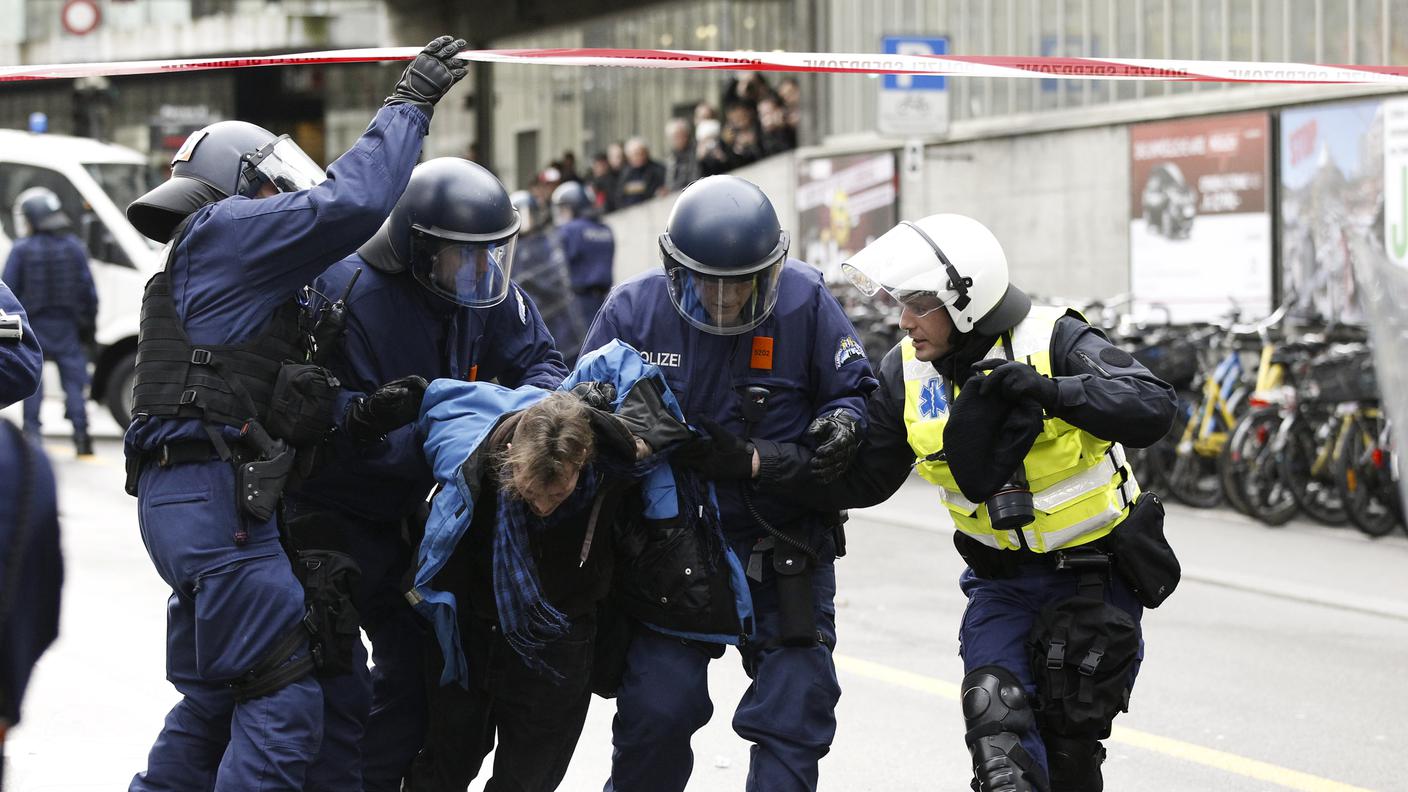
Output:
[911, 125, 1131, 303]
[598, 126, 1128, 305]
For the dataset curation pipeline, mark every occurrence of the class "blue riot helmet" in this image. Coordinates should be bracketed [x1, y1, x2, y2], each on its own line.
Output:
[13, 187, 71, 236]
[358, 157, 521, 307]
[550, 180, 593, 225]
[659, 175, 788, 336]
[127, 120, 327, 243]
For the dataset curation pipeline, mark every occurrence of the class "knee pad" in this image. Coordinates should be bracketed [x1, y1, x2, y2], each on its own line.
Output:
[962, 666, 1050, 792]
[1043, 733, 1106, 792]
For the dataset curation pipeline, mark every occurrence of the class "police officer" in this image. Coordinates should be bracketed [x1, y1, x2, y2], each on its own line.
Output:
[120, 36, 468, 790]
[814, 214, 1177, 791]
[551, 180, 615, 333]
[0, 415, 63, 789]
[288, 157, 567, 790]
[512, 189, 586, 362]
[0, 278, 42, 407]
[583, 175, 875, 792]
[4, 188, 98, 454]
[1, 255, 58, 790]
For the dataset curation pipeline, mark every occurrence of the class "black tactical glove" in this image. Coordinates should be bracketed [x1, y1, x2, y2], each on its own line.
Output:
[569, 380, 617, 411]
[806, 409, 861, 483]
[974, 358, 1060, 411]
[385, 36, 469, 120]
[78, 318, 96, 346]
[672, 417, 755, 480]
[346, 375, 428, 444]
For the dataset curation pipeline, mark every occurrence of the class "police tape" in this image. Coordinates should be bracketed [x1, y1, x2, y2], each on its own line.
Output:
[4, 46, 1408, 85]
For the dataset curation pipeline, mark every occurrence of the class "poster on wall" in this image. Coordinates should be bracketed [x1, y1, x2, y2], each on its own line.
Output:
[1129, 112, 1272, 323]
[1280, 98, 1389, 325]
[797, 151, 898, 284]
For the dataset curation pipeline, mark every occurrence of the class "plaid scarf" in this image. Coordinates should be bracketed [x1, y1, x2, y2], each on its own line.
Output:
[492, 463, 600, 676]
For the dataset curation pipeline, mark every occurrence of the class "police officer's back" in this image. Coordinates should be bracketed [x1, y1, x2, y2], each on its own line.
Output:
[3, 188, 97, 454]
[120, 37, 469, 792]
[551, 181, 615, 334]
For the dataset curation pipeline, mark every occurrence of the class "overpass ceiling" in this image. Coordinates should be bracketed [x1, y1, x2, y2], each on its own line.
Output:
[388, 0, 666, 42]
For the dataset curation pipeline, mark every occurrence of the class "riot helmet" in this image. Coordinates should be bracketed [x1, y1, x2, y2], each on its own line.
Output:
[357, 157, 520, 307]
[13, 187, 70, 236]
[127, 121, 327, 243]
[510, 189, 539, 234]
[659, 175, 789, 336]
[842, 214, 1030, 336]
[550, 181, 593, 225]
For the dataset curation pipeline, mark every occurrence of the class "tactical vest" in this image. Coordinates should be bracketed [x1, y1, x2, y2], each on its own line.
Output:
[901, 306, 1140, 552]
[131, 270, 307, 429]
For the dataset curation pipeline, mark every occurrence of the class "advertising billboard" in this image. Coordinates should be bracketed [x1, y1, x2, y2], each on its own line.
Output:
[1129, 112, 1272, 323]
[797, 151, 898, 284]
[1279, 98, 1388, 325]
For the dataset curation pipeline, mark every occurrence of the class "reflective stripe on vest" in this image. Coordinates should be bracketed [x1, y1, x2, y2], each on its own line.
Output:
[901, 305, 1140, 552]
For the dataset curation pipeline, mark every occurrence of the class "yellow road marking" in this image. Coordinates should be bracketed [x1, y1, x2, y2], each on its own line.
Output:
[834, 654, 1375, 792]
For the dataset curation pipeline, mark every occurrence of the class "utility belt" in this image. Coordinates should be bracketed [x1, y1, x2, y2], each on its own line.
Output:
[573, 285, 609, 299]
[954, 492, 1179, 610]
[126, 422, 298, 530]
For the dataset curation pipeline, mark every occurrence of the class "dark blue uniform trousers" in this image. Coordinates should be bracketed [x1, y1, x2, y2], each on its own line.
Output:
[958, 565, 1144, 775]
[22, 316, 89, 434]
[301, 515, 428, 792]
[606, 546, 841, 792]
[129, 460, 321, 792]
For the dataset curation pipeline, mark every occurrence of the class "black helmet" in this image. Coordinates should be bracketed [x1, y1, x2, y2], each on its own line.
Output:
[127, 120, 326, 243]
[550, 181, 592, 224]
[358, 158, 521, 307]
[659, 175, 789, 335]
[14, 187, 70, 235]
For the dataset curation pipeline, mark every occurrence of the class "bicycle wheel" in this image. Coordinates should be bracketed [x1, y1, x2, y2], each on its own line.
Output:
[1219, 408, 1279, 517]
[1167, 442, 1224, 508]
[1239, 414, 1299, 526]
[1338, 419, 1404, 538]
[1279, 421, 1348, 525]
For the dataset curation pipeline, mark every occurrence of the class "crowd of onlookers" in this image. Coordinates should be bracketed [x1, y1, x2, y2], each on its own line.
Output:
[489, 73, 802, 217]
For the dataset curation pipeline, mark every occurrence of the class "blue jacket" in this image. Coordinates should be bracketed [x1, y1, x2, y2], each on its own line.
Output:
[292, 256, 568, 522]
[582, 259, 877, 540]
[412, 341, 751, 686]
[556, 217, 615, 292]
[3, 232, 96, 325]
[0, 419, 63, 727]
[125, 104, 429, 456]
[0, 280, 43, 407]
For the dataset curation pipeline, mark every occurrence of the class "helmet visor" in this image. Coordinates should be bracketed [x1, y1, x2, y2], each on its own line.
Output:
[841, 221, 967, 310]
[244, 136, 327, 195]
[409, 226, 518, 307]
[665, 259, 784, 336]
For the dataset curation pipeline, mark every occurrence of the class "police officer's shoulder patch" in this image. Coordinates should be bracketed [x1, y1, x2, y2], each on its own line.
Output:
[835, 336, 865, 369]
[515, 287, 527, 325]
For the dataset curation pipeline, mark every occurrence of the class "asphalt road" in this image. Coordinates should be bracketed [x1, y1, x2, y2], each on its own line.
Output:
[5, 435, 1407, 792]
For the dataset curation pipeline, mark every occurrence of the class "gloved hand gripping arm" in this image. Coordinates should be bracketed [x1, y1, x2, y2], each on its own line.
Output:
[344, 375, 428, 445]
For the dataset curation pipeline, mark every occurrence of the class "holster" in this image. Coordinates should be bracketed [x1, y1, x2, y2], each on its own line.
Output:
[771, 527, 819, 648]
[235, 442, 295, 523]
[291, 548, 362, 677]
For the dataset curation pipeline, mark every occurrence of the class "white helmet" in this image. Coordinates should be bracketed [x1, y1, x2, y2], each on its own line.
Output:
[841, 213, 1030, 335]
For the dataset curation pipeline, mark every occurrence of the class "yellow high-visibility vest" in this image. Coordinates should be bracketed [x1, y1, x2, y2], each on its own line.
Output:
[901, 306, 1139, 552]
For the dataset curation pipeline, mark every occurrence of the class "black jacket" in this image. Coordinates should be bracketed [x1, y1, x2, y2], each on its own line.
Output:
[813, 315, 1178, 510]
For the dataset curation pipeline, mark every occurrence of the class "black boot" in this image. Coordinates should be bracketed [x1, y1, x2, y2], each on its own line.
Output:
[74, 431, 94, 457]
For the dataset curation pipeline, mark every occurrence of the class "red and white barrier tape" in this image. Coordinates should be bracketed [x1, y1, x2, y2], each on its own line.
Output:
[3, 46, 1408, 85]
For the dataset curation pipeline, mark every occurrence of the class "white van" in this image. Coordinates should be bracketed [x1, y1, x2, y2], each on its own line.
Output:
[0, 129, 161, 427]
